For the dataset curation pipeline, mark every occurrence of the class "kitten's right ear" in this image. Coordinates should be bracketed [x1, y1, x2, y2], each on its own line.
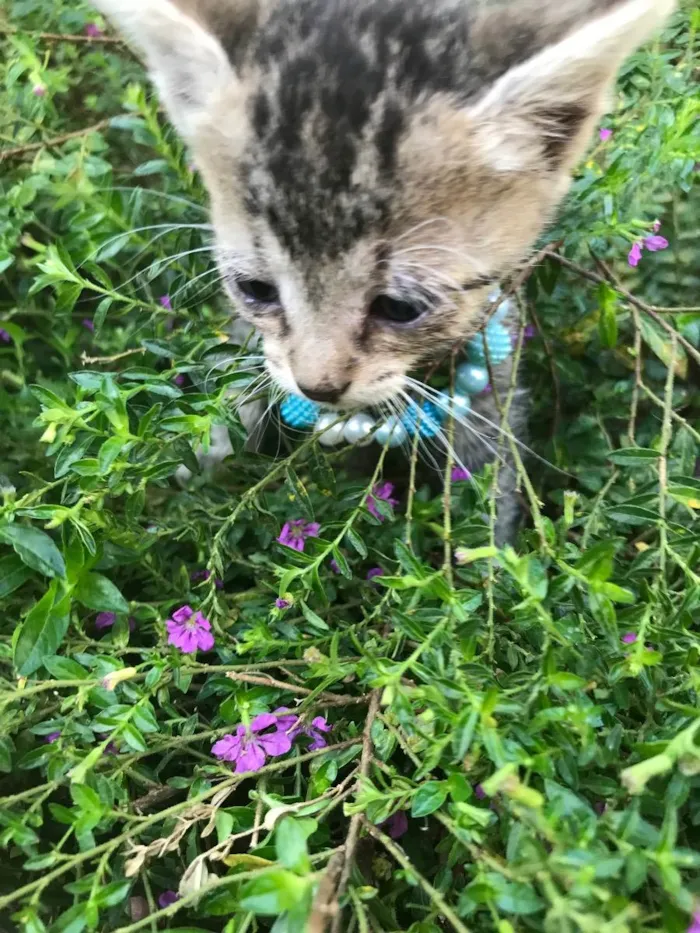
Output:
[92, 0, 254, 138]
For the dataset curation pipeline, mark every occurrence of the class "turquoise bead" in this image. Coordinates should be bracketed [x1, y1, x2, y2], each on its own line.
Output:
[280, 394, 320, 429]
[401, 400, 443, 438]
[467, 321, 512, 365]
[375, 416, 408, 447]
[456, 362, 489, 395]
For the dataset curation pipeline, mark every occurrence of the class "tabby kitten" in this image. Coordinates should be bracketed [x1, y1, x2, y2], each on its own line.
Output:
[94, 0, 673, 540]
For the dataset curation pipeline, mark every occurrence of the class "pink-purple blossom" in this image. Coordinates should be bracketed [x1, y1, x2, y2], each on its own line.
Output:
[687, 912, 700, 933]
[381, 810, 409, 839]
[0, 329, 10, 343]
[45, 731, 61, 744]
[474, 783, 486, 800]
[366, 567, 384, 583]
[330, 558, 341, 574]
[621, 632, 637, 645]
[643, 234, 669, 252]
[275, 708, 332, 750]
[628, 224, 669, 267]
[96, 612, 135, 632]
[158, 891, 179, 909]
[84, 22, 104, 38]
[275, 597, 291, 610]
[627, 242, 643, 267]
[190, 568, 223, 589]
[82, 318, 95, 332]
[599, 128, 612, 142]
[166, 605, 215, 654]
[277, 519, 320, 552]
[32, 84, 46, 97]
[174, 374, 186, 387]
[366, 482, 398, 521]
[159, 295, 172, 311]
[211, 712, 292, 773]
[451, 466, 472, 482]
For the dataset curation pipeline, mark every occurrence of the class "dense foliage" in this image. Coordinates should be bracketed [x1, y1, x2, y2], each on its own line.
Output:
[1, 2, 699, 932]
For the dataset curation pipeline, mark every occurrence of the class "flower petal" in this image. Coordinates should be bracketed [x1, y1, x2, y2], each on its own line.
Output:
[235, 741, 266, 773]
[212, 734, 241, 760]
[171, 605, 193, 624]
[259, 730, 293, 757]
[251, 712, 278, 732]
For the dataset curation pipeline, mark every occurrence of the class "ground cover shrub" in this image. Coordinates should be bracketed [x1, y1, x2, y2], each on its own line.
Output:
[1, 2, 699, 931]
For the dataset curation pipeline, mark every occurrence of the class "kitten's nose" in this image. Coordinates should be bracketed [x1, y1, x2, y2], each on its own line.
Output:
[298, 382, 350, 404]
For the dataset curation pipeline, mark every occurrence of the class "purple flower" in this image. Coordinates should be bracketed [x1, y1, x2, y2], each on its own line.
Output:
[381, 810, 409, 839]
[276, 708, 331, 750]
[190, 568, 223, 589]
[652, 219, 661, 233]
[82, 318, 95, 332]
[159, 295, 172, 311]
[474, 784, 486, 800]
[211, 712, 292, 773]
[166, 605, 215, 654]
[451, 466, 472, 482]
[105, 742, 119, 755]
[158, 891, 179, 909]
[642, 234, 669, 252]
[275, 597, 291, 610]
[330, 559, 341, 574]
[32, 84, 46, 97]
[688, 913, 700, 933]
[277, 519, 321, 552]
[95, 612, 117, 630]
[621, 632, 637, 645]
[174, 374, 186, 387]
[599, 128, 612, 142]
[0, 329, 11, 343]
[366, 567, 384, 583]
[45, 731, 61, 744]
[523, 324, 536, 341]
[627, 242, 643, 267]
[96, 612, 135, 632]
[366, 482, 398, 521]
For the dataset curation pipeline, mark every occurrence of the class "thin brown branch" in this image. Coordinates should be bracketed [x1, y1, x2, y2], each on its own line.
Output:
[307, 850, 345, 933]
[1, 118, 112, 161]
[81, 347, 146, 365]
[224, 671, 367, 707]
[528, 301, 561, 442]
[329, 689, 382, 933]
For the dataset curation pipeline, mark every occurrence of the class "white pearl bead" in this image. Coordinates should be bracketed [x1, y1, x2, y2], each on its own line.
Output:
[438, 392, 471, 418]
[343, 412, 375, 446]
[315, 412, 346, 446]
[375, 416, 408, 448]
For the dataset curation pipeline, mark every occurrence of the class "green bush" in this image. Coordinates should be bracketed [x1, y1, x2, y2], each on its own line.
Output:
[1, 2, 699, 932]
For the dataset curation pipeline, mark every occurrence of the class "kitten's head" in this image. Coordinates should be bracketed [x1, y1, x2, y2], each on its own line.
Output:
[95, 0, 673, 408]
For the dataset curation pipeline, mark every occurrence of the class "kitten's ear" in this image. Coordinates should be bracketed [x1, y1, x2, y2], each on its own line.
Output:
[92, 0, 254, 138]
[467, 0, 675, 172]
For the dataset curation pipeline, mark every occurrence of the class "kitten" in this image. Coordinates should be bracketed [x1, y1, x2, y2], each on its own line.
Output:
[94, 0, 674, 541]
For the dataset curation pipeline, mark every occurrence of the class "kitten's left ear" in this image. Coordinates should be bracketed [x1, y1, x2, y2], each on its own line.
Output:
[467, 0, 676, 173]
[92, 0, 258, 138]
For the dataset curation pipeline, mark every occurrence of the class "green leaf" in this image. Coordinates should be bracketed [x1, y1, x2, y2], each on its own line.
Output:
[75, 573, 129, 613]
[121, 723, 147, 752]
[0, 553, 32, 597]
[239, 870, 309, 915]
[0, 524, 65, 578]
[300, 602, 329, 632]
[43, 656, 89, 680]
[606, 505, 659, 525]
[411, 781, 448, 818]
[0, 737, 13, 773]
[608, 448, 660, 465]
[345, 527, 367, 558]
[275, 816, 313, 873]
[14, 583, 71, 676]
[70, 784, 103, 817]
[597, 282, 619, 348]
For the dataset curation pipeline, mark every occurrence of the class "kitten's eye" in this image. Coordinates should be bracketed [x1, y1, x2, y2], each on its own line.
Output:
[369, 294, 424, 325]
[237, 279, 280, 305]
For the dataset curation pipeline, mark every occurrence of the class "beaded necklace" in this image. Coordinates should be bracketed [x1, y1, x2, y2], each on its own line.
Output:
[279, 290, 514, 448]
